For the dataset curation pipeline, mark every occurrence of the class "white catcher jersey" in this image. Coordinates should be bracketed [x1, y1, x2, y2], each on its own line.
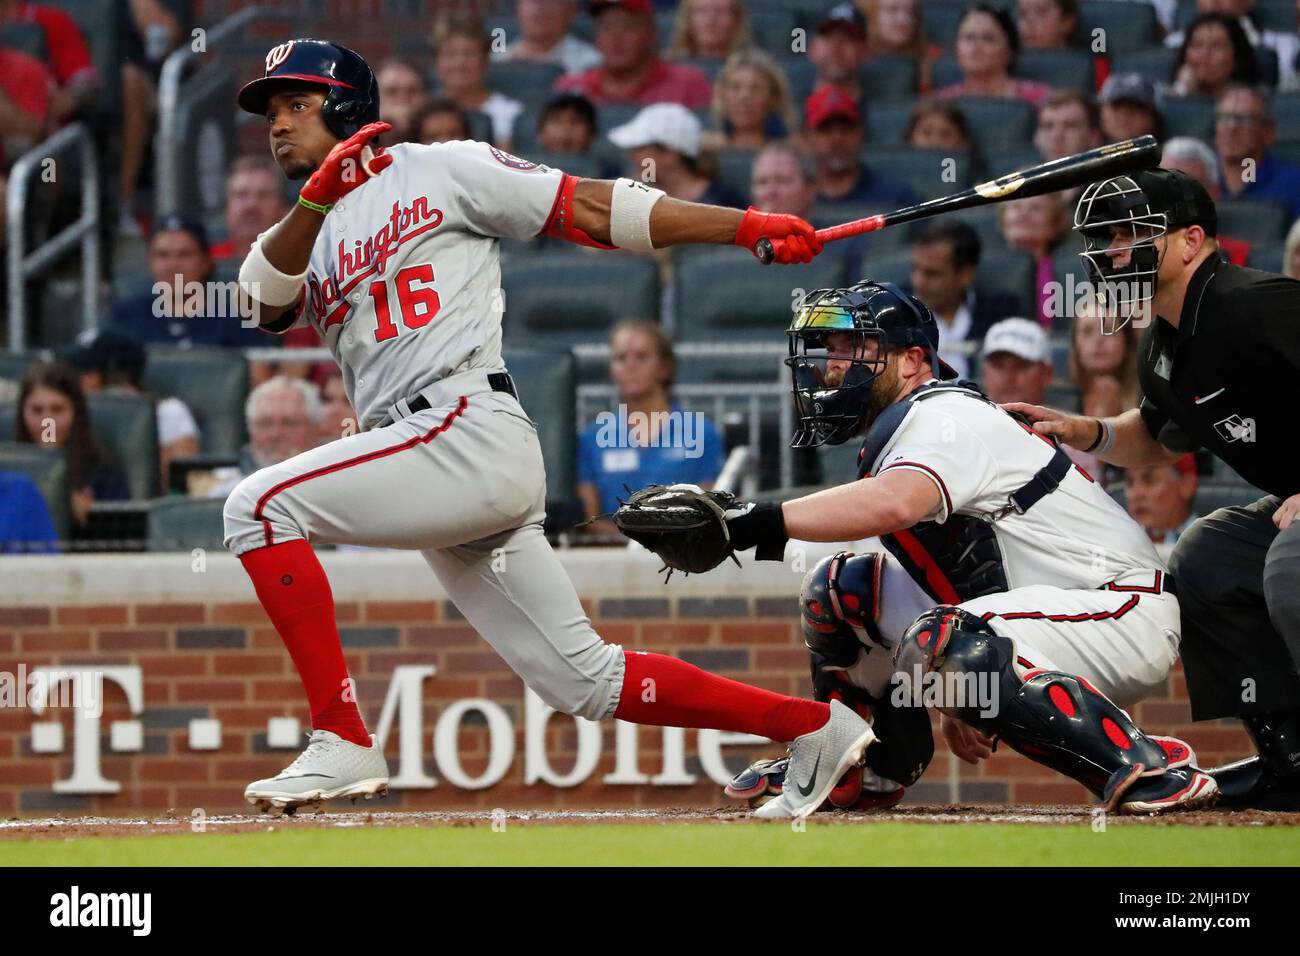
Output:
[866, 386, 1165, 589]
[285, 140, 565, 425]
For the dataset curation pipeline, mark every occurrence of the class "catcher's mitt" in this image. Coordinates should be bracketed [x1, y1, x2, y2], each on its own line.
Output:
[612, 484, 743, 576]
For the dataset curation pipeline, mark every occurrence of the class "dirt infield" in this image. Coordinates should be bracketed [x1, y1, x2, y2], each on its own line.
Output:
[3, 804, 1297, 841]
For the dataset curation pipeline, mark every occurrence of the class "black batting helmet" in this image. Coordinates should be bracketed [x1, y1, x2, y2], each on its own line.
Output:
[786, 281, 958, 447]
[238, 39, 380, 140]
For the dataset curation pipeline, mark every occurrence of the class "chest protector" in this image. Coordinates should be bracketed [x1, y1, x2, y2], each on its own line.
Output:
[856, 381, 1073, 604]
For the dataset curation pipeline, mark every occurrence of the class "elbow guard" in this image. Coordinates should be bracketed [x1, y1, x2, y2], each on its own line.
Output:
[542, 174, 617, 250]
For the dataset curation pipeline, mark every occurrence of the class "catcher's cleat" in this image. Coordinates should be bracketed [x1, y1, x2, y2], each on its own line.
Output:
[1106, 764, 1220, 815]
[725, 756, 787, 800]
[755, 700, 877, 819]
[245, 730, 389, 812]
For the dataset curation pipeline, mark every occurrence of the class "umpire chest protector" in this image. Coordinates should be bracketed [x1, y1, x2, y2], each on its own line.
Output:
[856, 381, 1073, 603]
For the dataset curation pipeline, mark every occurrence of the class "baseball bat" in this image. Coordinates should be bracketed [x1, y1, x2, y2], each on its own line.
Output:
[755, 135, 1160, 265]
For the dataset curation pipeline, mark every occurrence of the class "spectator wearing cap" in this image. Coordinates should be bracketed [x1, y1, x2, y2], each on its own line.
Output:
[1170, 12, 1259, 99]
[434, 14, 524, 147]
[108, 215, 271, 355]
[0, 470, 58, 553]
[553, 0, 713, 110]
[1125, 455, 1201, 555]
[376, 59, 432, 146]
[1034, 90, 1102, 164]
[538, 92, 599, 155]
[1164, 0, 1300, 91]
[998, 191, 1070, 329]
[1161, 135, 1253, 265]
[210, 157, 291, 263]
[706, 49, 796, 152]
[63, 324, 201, 488]
[804, 86, 918, 210]
[1215, 85, 1300, 221]
[1098, 73, 1164, 143]
[979, 317, 1054, 405]
[1015, 0, 1110, 90]
[908, 220, 1019, 379]
[608, 103, 745, 207]
[863, 0, 938, 92]
[809, 2, 868, 103]
[935, 4, 1051, 108]
[493, 0, 602, 75]
[666, 0, 753, 64]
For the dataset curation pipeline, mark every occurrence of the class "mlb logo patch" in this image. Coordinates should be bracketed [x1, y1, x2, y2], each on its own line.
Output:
[1214, 415, 1255, 443]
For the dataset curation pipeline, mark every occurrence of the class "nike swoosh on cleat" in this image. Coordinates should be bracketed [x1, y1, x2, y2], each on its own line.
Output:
[796, 752, 822, 797]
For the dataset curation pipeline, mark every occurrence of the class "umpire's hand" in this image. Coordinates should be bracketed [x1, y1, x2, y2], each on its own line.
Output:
[1002, 402, 1099, 450]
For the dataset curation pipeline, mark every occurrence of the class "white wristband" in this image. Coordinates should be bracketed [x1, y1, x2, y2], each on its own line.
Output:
[609, 178, 665, 252]
[238, 232, 309, 307]
[1096, 418, 1116, 456]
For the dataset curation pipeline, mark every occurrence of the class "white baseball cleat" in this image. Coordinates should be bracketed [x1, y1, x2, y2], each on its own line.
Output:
[754, 700, 877, 820]
[245, 730, 389, 813]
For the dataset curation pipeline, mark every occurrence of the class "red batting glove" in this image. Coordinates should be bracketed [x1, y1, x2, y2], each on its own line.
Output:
[733, 206, 823, 264]
[299, 121, 394, 212]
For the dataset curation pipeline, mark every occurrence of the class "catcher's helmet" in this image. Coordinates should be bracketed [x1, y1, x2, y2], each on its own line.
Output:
[1073, 167, 1216, 333]
[786, 281, 958, 447]
[238, 39, 380, 140]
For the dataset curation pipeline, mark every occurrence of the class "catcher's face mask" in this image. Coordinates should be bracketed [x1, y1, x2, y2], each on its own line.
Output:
[786, 291, 888, 447]
[1074, 175, 1167, 335]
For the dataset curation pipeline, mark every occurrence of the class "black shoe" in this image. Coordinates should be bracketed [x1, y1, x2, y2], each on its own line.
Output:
[1204, 712, 1300, 810]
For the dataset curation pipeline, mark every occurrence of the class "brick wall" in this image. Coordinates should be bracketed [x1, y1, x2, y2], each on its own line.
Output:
[0, 553, 1252, 816]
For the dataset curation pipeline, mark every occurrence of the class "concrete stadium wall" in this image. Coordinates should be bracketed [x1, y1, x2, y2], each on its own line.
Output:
[0, 549, 1250, 816]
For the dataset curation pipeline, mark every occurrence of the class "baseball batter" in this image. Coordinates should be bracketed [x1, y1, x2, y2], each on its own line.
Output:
[226, 39, 863, 819]
[666, 280, 1219, 816]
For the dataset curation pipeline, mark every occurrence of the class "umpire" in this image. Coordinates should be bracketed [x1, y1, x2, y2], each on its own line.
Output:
[1009, 168, 1300, 810]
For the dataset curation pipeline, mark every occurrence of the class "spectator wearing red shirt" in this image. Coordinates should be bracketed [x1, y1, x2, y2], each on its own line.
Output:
[553, 0, 713, 110]
[0, 46, 53, 154]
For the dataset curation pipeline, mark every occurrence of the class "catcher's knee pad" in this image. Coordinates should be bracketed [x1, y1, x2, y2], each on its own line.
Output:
[895, 606, 1178, 798]
[800, 552, 885, 669]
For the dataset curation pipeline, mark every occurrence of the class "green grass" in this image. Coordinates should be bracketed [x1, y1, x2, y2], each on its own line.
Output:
[3, 822, 1299, 866]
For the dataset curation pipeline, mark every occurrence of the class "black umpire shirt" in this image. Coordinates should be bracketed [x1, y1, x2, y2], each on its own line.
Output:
[1137, 255, 1300, 499]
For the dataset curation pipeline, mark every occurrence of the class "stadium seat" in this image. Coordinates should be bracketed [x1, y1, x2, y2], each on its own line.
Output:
[0, 351, 39, 384]
[0, 22, 48, 59]
[950, 98, 1037, 155]
[845, 248, 911, 288]
[141, 347, 250, 457]
[1254, 0, 1298, 32]
[46, 0, 125, 117]
[1110, 47, 1178, 85]
[1216, 199, 1289, 244]
[1079, 1, 1158, 54]
[596, 103, 644, 136]
[0, 442, 69, 540]
[866, 101, 917, 147]
[501, 251, 661, 347]
[1275, 92, 1300, 135]
[930, 56, 963, 90]
[673, 248, 847, 341]
[1257, 47, 1281, 89]
[1015, 49, 1097, 95]
[865, 148, 972, 201]
[818, 441, 863, 486]
[750, 10, 799, 53]
[861, 55, 919, 101]
[501, 348, 576, 506]
[487, 61, 565, 114]
[921, 1, 967, 48]
[782, 58, 818, 107]
[978, 250, 1039, 317]
[86, 393, 160, 500]
[146, 496, 226, 551]
[1247, 244, 1284, 274]
[715, 149, 756, 206]
[1160, 96, 1216, 141]
[465, 110, 494, 145]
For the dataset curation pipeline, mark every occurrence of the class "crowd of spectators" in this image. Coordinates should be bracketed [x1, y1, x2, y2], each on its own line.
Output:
[4, 0, 1300, 552]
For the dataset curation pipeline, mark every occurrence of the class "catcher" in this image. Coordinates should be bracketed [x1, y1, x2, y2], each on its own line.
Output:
[616, 280, 1217, 815]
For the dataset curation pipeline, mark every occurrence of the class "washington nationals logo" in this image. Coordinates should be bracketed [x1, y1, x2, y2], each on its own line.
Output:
[266, 41, 295, 74]
[488, 146, 538, 170]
